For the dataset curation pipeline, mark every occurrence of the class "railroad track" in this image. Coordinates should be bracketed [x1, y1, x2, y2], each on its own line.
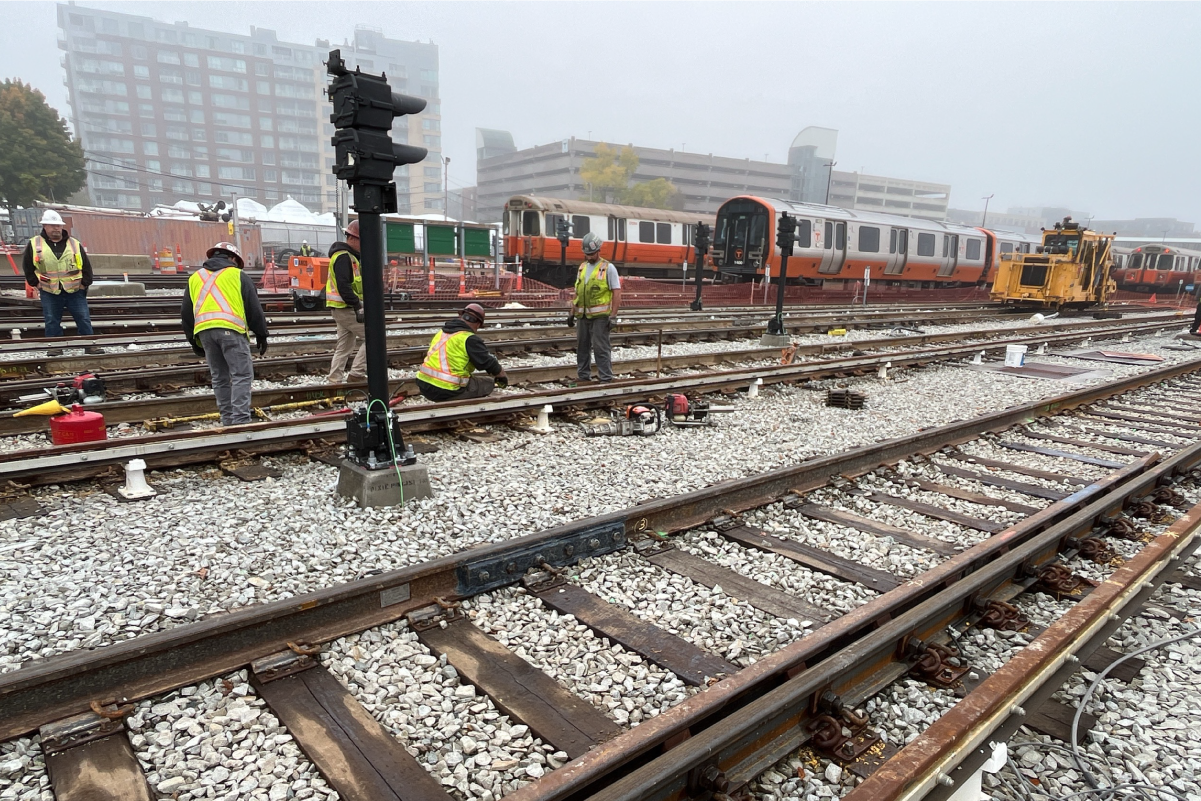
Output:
[0, 313, 1189, 479]
[2, 358, 1200, 800]
[0, 311, 1181, 411]
[0, 302, 1011, 341]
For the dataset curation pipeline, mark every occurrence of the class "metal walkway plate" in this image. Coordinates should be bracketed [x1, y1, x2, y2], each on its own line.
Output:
[965, 361, 1107, 382]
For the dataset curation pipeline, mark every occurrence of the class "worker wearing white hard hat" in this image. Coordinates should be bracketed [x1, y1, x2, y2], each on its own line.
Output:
[300, 239, 313, 257]
[22, 209, 100, 355]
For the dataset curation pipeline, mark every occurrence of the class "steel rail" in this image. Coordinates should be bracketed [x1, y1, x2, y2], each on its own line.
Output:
[0, 317, 1188, 483]
[847, 499, 1201, 801]
[1, 357, 1198, 742]
[528, 445, 1201, 801]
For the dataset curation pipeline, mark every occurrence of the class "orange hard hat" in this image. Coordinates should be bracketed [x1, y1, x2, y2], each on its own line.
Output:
[461, 303, 486, 324]
[344, 220, 360, 238]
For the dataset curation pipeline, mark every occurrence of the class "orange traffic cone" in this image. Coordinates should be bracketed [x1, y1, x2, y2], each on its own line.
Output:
[458, 258, 467, 296]
[175, 244, 183, 273]
[1149, 293, 1158, 304]
[428, 257, 436, 295]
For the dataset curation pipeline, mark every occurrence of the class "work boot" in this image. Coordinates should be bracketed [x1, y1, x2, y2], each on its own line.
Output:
[46, 348, 63, 357]
[84, 346, 105, 355]
[347, 373, 366, 383]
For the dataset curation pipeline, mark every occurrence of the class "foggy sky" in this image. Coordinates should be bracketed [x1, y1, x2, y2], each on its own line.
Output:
[3, 1, 1199, 224]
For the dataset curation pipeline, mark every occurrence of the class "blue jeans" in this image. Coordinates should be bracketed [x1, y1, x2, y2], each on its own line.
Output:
[40, 288, 93, 338]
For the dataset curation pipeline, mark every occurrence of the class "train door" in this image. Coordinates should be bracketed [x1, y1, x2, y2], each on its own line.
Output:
[884, 228, 908, 275]
[819, 221, 847, 274]
[606, 216, 627, 265]
[817, 221, 837, 274]
[937, 234, 959, 277]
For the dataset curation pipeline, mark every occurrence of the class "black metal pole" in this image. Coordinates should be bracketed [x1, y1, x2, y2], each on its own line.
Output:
[690, 222, 709, 312]
[768, 213, 795, 336]
[690, 247, 705, 311]
[771, 250, 790, 334]
[359, 206, 388, 408]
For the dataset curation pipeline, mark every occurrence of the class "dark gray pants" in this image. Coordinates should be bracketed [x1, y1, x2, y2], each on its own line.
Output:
[577, 315, 614, 382]
[199, 328, 254, 425]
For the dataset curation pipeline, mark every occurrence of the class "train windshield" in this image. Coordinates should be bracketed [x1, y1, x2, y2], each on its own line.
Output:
[1042, 234, 1079, 255]
[714, 199, 770, 272]
[1158, 254, 1175, 270]
[1129, 253, 1142, 269]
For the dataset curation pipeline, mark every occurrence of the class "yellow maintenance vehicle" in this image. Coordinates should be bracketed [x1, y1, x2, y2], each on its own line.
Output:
[990, 217, 1116, 309]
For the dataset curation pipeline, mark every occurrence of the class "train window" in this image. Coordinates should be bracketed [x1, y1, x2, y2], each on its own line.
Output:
[834, 222, 845, 250]
[1019, 243, 1031, 253]
[639, 221, 655, 243]
[1000, 242, 1014, 253]
[1129, 253, 1141, 268]
[522, 211, 540, 236]
[824, 222, 833, 250]
[917, 233, 936, 257]
[683, 224, 692, 248]
[889, 229, 897, 254]
[796, 219, 812, 248]
[898, 229, 908, 254]
[607, 217, 626, 241]
[750, 215, 767, 249]
[966, 239, 981, 260]
[1158, 254, 1174, 270]
[572, 215, 590, 238]
[858, 226, 880, 253]
[733, 217, 748, 250]
[546, 214, 564, 236]
[942, 235, 949, 257]
[657, 222, 671, 244]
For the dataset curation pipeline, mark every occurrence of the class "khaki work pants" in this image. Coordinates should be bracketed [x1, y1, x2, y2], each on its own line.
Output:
[328, 306, 366, 383]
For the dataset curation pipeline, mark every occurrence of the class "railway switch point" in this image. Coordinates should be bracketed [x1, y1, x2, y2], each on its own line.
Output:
[337, 459, 432, 508]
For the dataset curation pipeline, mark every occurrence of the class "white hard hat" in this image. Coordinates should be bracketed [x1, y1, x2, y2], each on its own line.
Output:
[40, 210, 64, 226]
[302, 239, 308, 244]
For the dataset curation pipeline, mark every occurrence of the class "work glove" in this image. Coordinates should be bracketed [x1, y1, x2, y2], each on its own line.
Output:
[355, 308, 364, 324]
[566, 312, 576, 328]
[256, 336, 268, 356]
[191, 343, 205, 358]
[495, 371, 508, 389]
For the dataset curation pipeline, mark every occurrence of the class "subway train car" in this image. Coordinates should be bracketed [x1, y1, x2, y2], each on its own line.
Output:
[503, 195, 716, 287]
[1113, 244, 1201, 292]
[711, 196, 1040, 286]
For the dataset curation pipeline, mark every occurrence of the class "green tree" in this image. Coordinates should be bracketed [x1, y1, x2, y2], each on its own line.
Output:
[621, 177, 682, 211]
[579, 143, 638, 203]
[0, 80, 85, 211]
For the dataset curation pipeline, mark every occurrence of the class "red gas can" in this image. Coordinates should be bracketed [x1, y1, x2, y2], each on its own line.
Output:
[49, 404, 107, 445]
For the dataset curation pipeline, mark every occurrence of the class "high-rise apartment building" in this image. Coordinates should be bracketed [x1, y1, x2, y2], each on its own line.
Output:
[56, 3, 439, 214]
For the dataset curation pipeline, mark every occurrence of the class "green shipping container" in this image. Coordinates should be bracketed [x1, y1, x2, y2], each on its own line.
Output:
[426, 224, 458, 256]
[463, 228, 491, 258]
[386, 222, 416, 254]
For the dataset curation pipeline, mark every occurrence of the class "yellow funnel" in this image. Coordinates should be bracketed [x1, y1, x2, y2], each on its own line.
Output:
[14, 399, 68, 417]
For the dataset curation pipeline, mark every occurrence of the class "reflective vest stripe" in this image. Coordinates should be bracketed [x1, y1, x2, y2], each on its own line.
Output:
[326, 251, 362, 308]
[574, 261, 614, 318]
[32, 236, 84, 294]
[417, 331, 470, 387]
[192, 268, 248, 333]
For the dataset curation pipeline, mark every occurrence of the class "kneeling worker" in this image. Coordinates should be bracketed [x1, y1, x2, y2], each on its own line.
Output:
[416, 303, 508, 402]
[181, 242, 269, 426]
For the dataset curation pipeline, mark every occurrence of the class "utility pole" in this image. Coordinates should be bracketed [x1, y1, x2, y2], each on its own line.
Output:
[981, 194, 994, 227]
[327, 49, 430, 506]
[823, 161, 837, 205]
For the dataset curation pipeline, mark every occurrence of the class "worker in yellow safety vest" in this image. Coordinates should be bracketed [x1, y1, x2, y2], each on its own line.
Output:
[416, 303, 508, 402]
[22, 209, 102, 355]
[568, 231, 622, 383]
[181, 242, 269, 426]
[300, 240, 313, 257]
[326, 220, 366, 383]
